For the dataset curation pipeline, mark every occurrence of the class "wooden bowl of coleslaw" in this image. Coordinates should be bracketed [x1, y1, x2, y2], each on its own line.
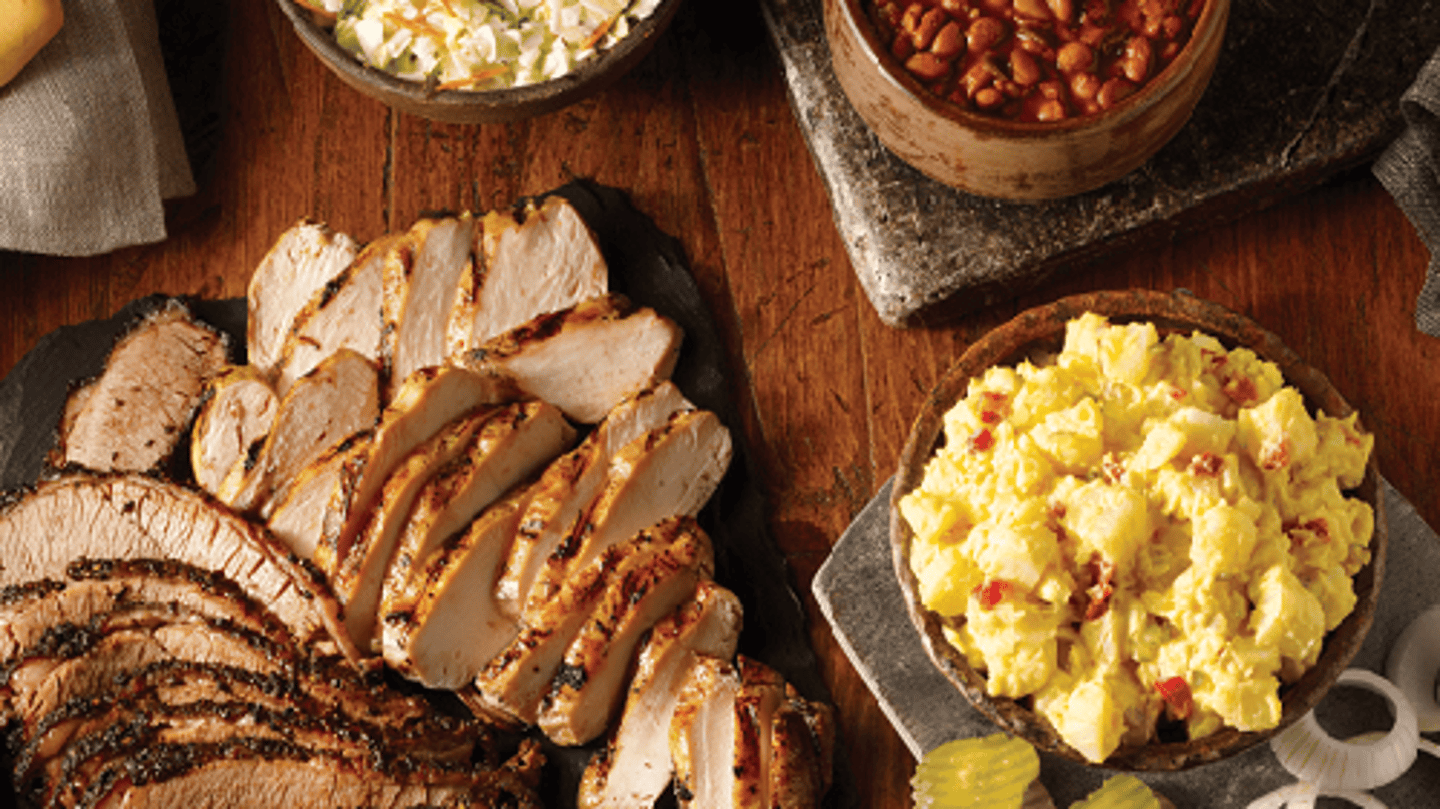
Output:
[276, 0, 685, 123]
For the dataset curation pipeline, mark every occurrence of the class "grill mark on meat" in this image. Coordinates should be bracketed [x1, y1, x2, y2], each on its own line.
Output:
[521, 409, 731, 621]
[576, 580, 742, 809]
[536, 517, 714, 746]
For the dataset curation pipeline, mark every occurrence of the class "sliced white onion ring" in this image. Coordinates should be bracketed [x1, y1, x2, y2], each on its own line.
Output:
[1245, 782, 1389, 809]
[1269, 669, 1419, 791]
[1385, 604, 1440, 732]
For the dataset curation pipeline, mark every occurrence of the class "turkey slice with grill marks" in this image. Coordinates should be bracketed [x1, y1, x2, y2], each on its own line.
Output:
[190, 365, 278, 498]
[312, 364, 519, 578]
[459, 293, 683, 424]
[382, 215, 476, 395]
[496, 381, 693, 619]
[379, 482, 536, 690]
[0, 474, 356, 663]
[275, 231, 397, 395]
[247, 220, 359, 377]
[446, 195, 608, 361]
[522, 408, 731, 623]
[769, 684, 836, 808]
[536, 516, 714, 746]
[471, 523, 677, 726]
[265, 429, 372, 560]
[57, 299, 230, 477]
[577, 580, 742, 809]
[214, 348, 378, 516]
[376, 398, 575, 645]
[669, 655, 742, 809]
[327, 406, 498, 652]
[731, 657, 786, 809]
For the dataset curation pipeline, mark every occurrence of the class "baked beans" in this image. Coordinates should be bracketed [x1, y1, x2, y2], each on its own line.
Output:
[865, 0, 1206, 122]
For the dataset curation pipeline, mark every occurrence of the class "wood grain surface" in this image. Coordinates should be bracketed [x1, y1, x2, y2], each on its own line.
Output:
[1, 0, 1436, 805]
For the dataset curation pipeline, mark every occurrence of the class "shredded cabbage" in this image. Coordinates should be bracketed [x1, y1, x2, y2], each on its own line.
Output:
[331, 0, 658, 90]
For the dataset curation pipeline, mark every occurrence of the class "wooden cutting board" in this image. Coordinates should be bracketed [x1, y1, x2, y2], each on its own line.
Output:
[758, 0, 1440, 327]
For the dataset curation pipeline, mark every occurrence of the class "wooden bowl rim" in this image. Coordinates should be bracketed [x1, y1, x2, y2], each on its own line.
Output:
[275, 0, 685, 123]
[828, 0, 1231, 137]
[889, 289, 1386, 771]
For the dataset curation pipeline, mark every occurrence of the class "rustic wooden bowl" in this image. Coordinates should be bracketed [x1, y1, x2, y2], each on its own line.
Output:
[824, 0, 1231, 200]
[275, 0, 684, 124]
[890, 289, 1386, 770]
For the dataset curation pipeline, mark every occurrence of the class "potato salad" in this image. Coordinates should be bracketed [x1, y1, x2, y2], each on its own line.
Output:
[899, 313, 1375, 763]
[323, 0, 662, 90]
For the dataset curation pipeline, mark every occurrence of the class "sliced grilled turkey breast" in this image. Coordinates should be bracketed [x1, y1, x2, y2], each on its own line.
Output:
[378, 399, 575, 630]
[732, 657, 787, 809]
[670, 656, 743, 809]
[0, 474, 356, 662]
[472, 525, 675, 726]
[57, 299, 230, 476]
[523, 408, 732, 622]
[379, 482, 535, 690]
[214, 348, 379, 516]
[497, 381, 693, 618]
[459, 293, 683, 424]
[247, 220, 360, 376]
[189, 365, 278, 498]
[446, 196, 608, 360]
[274, 232, 397, 395]
[382, 215, 476, 393]
[537, 517, 715, 746]
[768, 687, 834, 809]
[265, 430, 372, 559]
[329, 407, 497, 651]
[313, 364, 518, 576]
[577, 580, 743, 809]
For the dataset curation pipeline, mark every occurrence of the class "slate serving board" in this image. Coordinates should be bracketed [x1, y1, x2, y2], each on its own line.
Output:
[0, 181, 854, 809]
[816, 478, 1440, 807]
[758, 0, 1440, 327]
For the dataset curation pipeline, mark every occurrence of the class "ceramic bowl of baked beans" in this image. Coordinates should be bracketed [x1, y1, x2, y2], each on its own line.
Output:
[824, 0, 1230, 200]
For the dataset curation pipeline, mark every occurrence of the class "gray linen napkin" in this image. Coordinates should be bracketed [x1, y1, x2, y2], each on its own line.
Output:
[1375, 48, 1440, 337]
[0, 0, 194, 257]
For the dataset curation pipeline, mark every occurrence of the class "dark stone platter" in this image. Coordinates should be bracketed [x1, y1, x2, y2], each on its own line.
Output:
[758, 0, 1440, 326]
[0, 182, 855, 809]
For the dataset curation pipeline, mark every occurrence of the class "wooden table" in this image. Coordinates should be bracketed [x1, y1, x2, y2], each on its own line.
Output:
[1, 0, 1436, 804]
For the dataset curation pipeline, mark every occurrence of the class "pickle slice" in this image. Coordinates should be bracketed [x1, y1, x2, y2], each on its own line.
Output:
[910, 733, 1039, 809]
[1072, 775, 1162, 809]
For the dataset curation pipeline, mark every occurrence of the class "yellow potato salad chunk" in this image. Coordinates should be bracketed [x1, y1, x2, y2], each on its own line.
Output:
[899, 312, 1375, 763]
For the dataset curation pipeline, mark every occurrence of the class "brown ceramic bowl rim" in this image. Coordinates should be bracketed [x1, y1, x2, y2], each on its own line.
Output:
[275, 0, 684, 119]
[890, 289, 1386, 770]
[834, 0, 1229, 137]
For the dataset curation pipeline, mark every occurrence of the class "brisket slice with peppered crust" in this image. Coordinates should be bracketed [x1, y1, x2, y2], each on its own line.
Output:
[0, 473, 358, 662]
[73, 737, 543, 809]
[0, 558, 295, 665]
[55, 299, 231, 478]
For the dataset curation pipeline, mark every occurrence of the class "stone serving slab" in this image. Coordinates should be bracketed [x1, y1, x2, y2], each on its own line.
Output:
[758, 0, 1440, 327]
[815, 478, 1440, 806]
